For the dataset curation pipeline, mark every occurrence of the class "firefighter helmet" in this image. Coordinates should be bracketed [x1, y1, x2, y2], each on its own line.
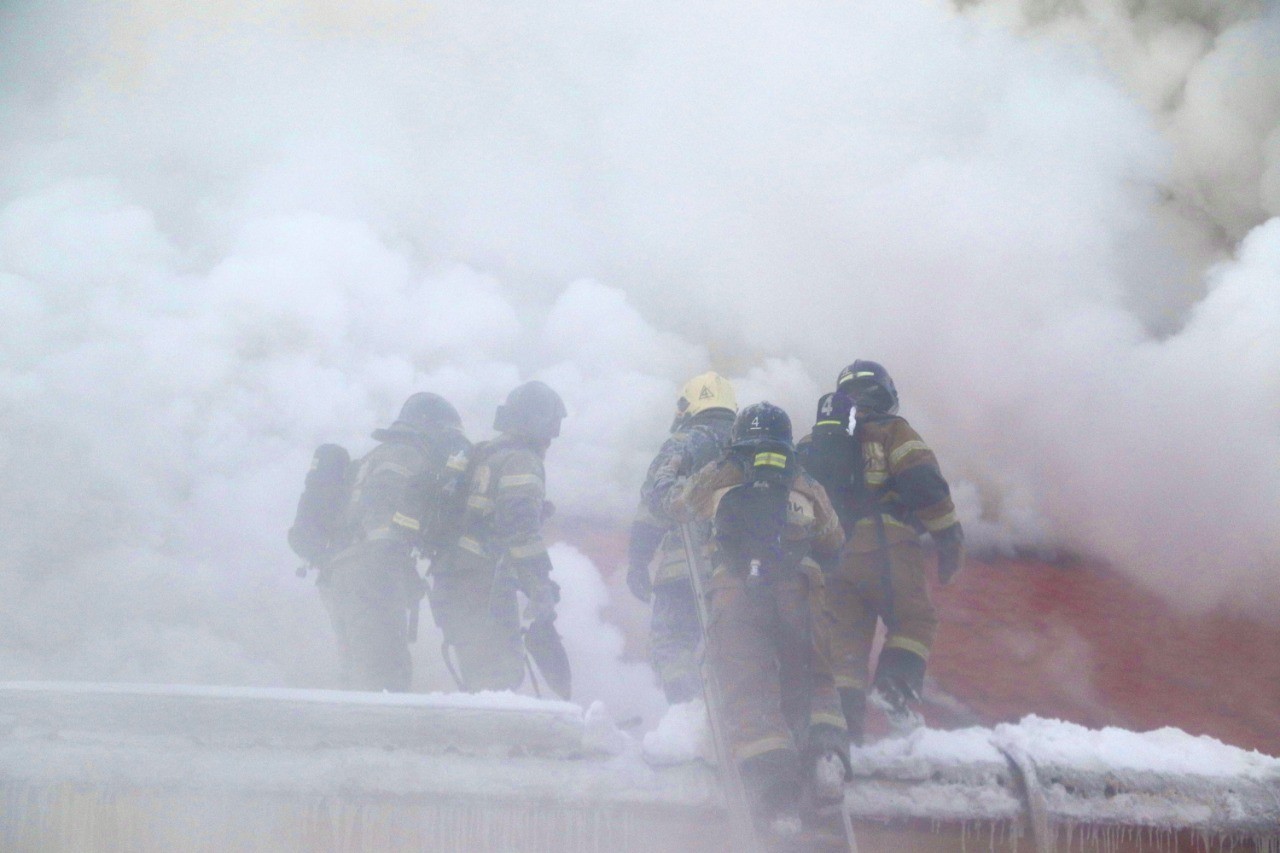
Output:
[814, 391, 854, 432]
[676, 372, 737, 419]
[395, 392, 462, 433]
[494, 381, 567, 440]
[731, 401, 793, 446]
[836, 360, 899, 415]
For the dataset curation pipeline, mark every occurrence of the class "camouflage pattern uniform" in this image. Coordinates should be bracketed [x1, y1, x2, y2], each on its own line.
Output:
[322, 421, 468, 692]
[636, 408, 736, 703]
[672, 455, 848, 823]
[431, 434, 557, 691]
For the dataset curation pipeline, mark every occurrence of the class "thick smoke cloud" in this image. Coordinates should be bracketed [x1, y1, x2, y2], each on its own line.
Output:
[0, 0, 1277, 708]
[956, 0, 1280, 324]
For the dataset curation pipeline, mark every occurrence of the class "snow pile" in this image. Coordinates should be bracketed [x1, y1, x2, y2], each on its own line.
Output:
[582, 699, 631, 756]
[856, 715, 1280, 780]
[0, 679, 579, 714]
[642, 698, 713, 767]
[995, 715, 1280, 780]
[848, 715, 1280, 831]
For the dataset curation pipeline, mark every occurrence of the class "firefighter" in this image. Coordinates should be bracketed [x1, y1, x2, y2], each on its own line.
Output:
[672, 402, 849, 836]
[800, 361, 964, 742]
[429, 380, 571, 697]
[318, 392, 471, 692]
[627, 372, 737, 705]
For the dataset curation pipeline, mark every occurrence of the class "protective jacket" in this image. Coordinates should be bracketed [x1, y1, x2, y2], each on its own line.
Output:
[800, 407, 960, 738]
[638, 409, 735, 585]
[801, 410, 959, 550]
[672, 458, 844, 566]
[454, 434, 551, 568]
[321, 422, 468, 693]
[431, 433, 558, 692]
[338, 423, 470, 560]
[672, 458, 847, 823]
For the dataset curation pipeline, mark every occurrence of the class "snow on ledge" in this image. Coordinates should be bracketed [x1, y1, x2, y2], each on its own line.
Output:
[852, 715, 1280, 781]
[0, 681, 580, 715]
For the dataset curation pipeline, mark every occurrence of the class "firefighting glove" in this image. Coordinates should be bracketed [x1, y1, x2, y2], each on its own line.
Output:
[523, 584, 558, 624]
[934, 523, 965, 585]
[513, 553, 559, 623]
[625, 518, 665, 603]
[626, 563, 653, 603]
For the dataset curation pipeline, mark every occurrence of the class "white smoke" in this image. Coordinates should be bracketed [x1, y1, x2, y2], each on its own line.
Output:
[0, 0, 1277, 707]
[954, 0, 1280, 323]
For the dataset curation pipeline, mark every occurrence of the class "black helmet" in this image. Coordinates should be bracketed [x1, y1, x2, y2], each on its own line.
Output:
[814, 391, 854, 432]
[732, 402, 795, 483]
[836, 360, 899, 415]
[732, 402, 793, 446]
[494, 380, 567, 441]
[394, 392, 462, 433]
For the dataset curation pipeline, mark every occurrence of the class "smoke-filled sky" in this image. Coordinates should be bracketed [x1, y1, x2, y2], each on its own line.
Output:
[0, 0, 1277, 708]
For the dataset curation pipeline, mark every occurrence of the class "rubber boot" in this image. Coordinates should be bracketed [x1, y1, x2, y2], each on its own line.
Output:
[838, 688, 866, 746]
[874, 646, 926, 699]
[871, 647, 926, 732]
[740, 749, 803, 839]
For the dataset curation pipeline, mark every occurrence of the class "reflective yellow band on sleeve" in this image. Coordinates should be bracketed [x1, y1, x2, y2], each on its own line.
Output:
[734, 736, 795, 763]
[889, 440, 929, 467]
[660, 551, 691, 569]
[446, 453, 468, 471]
[507, 541, 546, 560]
[885, 635, 930, 660]
[864, 471, 888, 486]
[458, 536, 485, 556]
[834, 675, 867, 690]
[498, 473, 542, 489]
[391, 512, 421, 532]
[753, 452, 788, 469]
[466, 495, 494, 512]
[810, 712, 848, 732]
[923, 511, 959, 533]
[853, 515, 915, 535]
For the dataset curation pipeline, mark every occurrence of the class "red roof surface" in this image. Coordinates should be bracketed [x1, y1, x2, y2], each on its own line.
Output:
[931, 556, 1280, 757]
[558, 518, 1280, 758]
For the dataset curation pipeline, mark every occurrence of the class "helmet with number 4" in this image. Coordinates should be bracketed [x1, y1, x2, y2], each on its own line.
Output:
[731, 402, 793, 447]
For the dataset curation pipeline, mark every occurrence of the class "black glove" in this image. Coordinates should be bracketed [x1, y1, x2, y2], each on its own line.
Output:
[934, 524, 964, 585]
[524, 616, 572, 699]
[626, 562, 653, 603]
[524, 595, 554, 624]
[513, 552, 559, 622]
[626, 518, 665, 604]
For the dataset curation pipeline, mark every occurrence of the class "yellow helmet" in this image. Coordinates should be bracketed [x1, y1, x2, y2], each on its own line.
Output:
[677, 371, 737, 418]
